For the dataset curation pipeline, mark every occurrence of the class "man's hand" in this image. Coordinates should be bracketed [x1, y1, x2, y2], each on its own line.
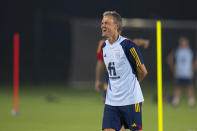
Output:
[95, 80, 102, 92]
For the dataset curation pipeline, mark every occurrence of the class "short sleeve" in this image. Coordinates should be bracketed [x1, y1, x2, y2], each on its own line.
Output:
[128, 43, 144, 67]
[122, 40, 144, 67]
[120, 39, 144, 75]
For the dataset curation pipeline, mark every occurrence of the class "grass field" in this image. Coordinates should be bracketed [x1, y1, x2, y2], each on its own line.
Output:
[0, 82, 196, 131]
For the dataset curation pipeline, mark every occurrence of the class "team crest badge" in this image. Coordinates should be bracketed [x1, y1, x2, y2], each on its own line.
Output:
[131, 123, 137, 127]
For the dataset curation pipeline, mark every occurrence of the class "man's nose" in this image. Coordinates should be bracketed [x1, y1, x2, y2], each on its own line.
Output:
[101, 23, 105, 28]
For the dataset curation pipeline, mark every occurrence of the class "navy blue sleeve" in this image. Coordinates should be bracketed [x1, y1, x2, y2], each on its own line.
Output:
[101, 42, 106, 54]
[120, 39, 144, 74]
[128, 41, 144, 66]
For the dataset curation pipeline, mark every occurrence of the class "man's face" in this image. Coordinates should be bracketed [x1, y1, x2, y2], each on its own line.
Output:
[101, 15, 118, 38]
[179, 38, 189, 48]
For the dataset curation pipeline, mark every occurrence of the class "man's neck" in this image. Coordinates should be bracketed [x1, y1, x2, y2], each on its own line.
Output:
[108, 33, 119, 44]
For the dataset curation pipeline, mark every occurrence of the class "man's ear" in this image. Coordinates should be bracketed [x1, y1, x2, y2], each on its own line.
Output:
[114, 24, 119, 31]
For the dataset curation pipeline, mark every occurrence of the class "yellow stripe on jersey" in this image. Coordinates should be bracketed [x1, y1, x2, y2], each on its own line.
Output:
[134, 49, 141, 66]
[135, 103, 140, 112]
[133, 48, 141, 66]
[130, 47, 142, 67]
[130, 49, 139, 65]
[130, 48, 139, 66]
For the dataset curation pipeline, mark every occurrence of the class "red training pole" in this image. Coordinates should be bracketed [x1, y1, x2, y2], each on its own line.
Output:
[13, 32, 20, 115]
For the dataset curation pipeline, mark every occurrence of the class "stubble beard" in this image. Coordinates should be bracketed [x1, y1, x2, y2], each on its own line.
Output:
[102, 32, 109, 39]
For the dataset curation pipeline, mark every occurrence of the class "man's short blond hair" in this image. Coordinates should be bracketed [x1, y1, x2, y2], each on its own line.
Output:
[103, 11, 122, 33]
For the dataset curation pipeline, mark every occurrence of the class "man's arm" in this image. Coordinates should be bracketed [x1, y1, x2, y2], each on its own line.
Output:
[132, 39, 150, 48]
[128, 41, 148, 83]
[167, 51, 175, 73]
[137, 64, 148, 83]
[95, 40, 105, 92]
[95, 60, 105, 92]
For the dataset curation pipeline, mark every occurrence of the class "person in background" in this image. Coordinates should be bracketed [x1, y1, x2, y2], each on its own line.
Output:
[167, 36, 195, 107]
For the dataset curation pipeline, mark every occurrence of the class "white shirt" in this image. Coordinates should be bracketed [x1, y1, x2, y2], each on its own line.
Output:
[175, 47, 193, 79]
[101, 35, 144, 106]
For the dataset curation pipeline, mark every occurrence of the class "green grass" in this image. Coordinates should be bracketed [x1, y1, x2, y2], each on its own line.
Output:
[0, 83, 196, 131]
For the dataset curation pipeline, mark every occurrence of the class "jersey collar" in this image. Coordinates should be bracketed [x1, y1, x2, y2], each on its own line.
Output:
[106, 35, 122, 48]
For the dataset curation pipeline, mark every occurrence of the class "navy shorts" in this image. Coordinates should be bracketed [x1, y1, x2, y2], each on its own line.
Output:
[102, 103, 142, 131]
[176, 78, 192, 86]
